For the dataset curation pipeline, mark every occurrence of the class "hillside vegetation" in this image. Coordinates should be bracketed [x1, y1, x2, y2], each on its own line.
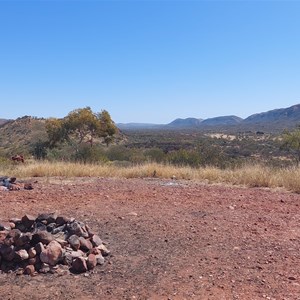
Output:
[2, 105, 300, 193]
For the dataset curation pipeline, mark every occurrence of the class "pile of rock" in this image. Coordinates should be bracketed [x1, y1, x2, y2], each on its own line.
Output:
[0, 176, 33, 191]
[0, 213, 109, 275]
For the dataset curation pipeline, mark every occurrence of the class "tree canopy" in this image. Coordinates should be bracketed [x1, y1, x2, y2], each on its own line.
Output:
[46, 107, 118, 147]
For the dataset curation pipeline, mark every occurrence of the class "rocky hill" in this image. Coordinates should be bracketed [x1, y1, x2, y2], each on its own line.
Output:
[244, 104, 300, 124]
[0, 116, 47, 155]
[0, 119, 10, 126]
[201, 115, 243, 126]
[118, 104, 300, 131]
[166, 118, 203, 128]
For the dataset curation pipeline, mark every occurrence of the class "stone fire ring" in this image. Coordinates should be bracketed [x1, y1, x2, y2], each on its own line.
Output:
[0, 213, 110, 275]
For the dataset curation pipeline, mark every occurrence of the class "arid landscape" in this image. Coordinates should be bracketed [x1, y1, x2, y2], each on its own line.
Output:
[2, 1, 300, 299]
[1, 177, 299, 300]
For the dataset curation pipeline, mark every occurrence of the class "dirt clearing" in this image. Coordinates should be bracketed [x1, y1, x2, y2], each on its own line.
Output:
[0, 177, 299, 300]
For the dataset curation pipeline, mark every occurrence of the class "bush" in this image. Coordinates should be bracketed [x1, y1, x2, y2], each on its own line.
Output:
[72, 144, 108, 163]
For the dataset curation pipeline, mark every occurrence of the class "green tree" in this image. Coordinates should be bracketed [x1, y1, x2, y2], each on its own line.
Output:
[46, 107, 118, 148]
[97, 110, 118, 146]
[45, 118, 68, 147]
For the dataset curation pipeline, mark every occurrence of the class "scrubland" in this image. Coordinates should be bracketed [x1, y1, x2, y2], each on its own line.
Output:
[2, 160, 300, 193]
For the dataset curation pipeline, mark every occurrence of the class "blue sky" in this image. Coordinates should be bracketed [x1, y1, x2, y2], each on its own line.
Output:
[1, 1, 300, 123]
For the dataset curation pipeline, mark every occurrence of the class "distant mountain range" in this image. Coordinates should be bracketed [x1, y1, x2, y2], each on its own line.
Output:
[2, 104, 300, 134]
[117, 104, 300, 131]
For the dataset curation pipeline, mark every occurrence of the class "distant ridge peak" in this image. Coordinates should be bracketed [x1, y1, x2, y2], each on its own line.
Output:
[116, 103, 300, 131]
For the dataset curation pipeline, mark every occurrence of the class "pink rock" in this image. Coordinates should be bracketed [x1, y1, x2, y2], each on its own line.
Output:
[79, 237, 93, 251]
[87, 254, 97, 270]
[15, 249, 29, 261]
[40, 240, 63, 266]
[91, 234, 102, 247]
[24, 264, 35, 275]
[0, 231, 8, 242]
[28, 247, 37, 258]
[97, 244, 110, 256]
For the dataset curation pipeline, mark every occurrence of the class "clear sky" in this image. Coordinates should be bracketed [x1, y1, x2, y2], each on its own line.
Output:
[1, 0, 300, 124]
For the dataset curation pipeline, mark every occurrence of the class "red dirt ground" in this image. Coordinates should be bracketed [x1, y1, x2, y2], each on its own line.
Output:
[0, 177, 300, 300]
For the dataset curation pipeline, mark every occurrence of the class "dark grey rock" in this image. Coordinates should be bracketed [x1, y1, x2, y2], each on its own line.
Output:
[14, 233, 32, 247]
[33, 222, 47, 233]
[79, 237, 93, 251]
[72, 257, 88, 273]
[67, 222, 89, 238]
[0, 245, 15, 261]
[36, 213, 57, 225]
[91, 234, 102, 247]
[56, 216, 71, 226]
[47, 223, 57, 232]
[52, 224, 66, 235]
[68, 235, 80, 250]
[34, 242, 45, 255]
[21, 214, 36, 229]
[32, 231, 53, 245]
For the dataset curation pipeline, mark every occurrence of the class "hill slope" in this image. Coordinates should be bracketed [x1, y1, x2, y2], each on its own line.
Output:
[167, 118, 203, 128]
[0, 116, 47, 155]
[244, 104, 300, 124]
[0, 119, 10, 126]
[201, 115, 243, 126]
[119, 104, 300, 131]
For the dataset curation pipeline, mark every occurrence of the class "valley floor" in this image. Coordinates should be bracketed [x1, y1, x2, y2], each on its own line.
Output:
[0, 177, 299, 299]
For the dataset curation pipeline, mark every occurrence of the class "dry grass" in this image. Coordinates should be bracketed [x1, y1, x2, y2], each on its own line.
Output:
[2, 161, 300, 193]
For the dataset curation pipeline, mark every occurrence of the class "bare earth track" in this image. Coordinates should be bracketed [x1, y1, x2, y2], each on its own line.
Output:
[0, 177, 300, 300]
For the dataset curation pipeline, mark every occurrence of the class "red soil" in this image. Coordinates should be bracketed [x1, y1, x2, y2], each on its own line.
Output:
[0, 177, 299, 300]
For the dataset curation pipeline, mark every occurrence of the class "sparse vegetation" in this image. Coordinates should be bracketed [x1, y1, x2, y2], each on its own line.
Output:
[2, 160, 300, 193]
[2, 109, 300, 193]
[281, 127, 300, 165]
